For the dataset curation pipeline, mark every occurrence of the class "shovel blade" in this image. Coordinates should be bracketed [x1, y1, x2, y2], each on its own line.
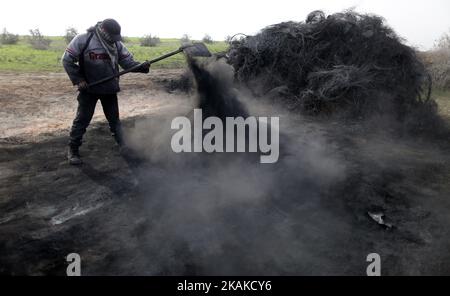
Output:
[183, 42, 212, 58]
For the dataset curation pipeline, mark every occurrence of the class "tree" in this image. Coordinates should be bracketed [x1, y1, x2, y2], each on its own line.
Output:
[202, 34, 213, 44]
[64, 27, 78, 44]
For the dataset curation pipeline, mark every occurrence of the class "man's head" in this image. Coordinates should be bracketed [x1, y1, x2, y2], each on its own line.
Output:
[100, 18, 122, 42]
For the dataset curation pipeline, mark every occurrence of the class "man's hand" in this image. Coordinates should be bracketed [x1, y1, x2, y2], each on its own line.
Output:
[138, 62, 151, 74]
[77, 81, 88, 91]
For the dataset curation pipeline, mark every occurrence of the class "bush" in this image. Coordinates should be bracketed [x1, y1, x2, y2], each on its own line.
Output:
[180, 34, 190, 44]
[0, 28, 19, 45]
[140, 34, 160, 47]
[28, 29, 51, 50]
[202, 34, 213, 44]
[423, 30, 450, 90]
[426, 49, 450, 90]
[64, 27, 78, 44]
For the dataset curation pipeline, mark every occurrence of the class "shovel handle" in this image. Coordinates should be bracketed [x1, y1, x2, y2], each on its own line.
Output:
[87, 47, 186, 88]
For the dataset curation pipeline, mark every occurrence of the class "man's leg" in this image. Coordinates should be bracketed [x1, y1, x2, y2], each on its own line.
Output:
[68, 92, 97, 164]
[100, 94, 125, 146]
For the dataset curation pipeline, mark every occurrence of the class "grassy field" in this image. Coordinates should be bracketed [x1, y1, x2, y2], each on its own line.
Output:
[0, 36, 228, 72]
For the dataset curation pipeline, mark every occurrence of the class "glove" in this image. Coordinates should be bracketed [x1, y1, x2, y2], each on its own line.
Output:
[77, 81, 88, 91]
[137, 62, 150, 73]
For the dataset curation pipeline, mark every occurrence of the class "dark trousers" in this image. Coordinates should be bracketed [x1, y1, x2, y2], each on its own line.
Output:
[69, 92, 124, 148]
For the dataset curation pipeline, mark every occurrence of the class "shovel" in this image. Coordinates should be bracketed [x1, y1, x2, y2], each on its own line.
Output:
[87, 42, 211, 88]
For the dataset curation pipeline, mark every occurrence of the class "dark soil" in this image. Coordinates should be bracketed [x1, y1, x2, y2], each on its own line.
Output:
[1, 113, 449, 275]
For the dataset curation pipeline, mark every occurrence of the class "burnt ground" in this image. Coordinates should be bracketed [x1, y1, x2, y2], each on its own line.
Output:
[1, 72, 450, 275]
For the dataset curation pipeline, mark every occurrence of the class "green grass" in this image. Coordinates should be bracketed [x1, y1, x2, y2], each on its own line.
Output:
[0, 36, 228, 72]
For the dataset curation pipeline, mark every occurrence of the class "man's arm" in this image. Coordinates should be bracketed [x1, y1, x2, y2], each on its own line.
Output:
[61, 34, 86, 86]
[117, 42, 150, 73]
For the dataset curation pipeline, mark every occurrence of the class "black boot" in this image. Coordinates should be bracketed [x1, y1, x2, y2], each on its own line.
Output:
[67, 145, 83, 165]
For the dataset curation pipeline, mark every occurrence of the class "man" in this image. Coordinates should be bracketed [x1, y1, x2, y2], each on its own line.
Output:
[62, 18, 150, 165]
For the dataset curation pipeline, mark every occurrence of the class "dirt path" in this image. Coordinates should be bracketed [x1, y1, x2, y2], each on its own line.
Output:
[0, 70, 186, 142]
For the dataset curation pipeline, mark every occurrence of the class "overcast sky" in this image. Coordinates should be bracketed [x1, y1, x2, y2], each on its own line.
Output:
[1, 0, 449, 50]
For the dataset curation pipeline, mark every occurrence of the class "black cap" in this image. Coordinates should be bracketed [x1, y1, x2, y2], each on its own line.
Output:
[101, 18, 122, 42]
